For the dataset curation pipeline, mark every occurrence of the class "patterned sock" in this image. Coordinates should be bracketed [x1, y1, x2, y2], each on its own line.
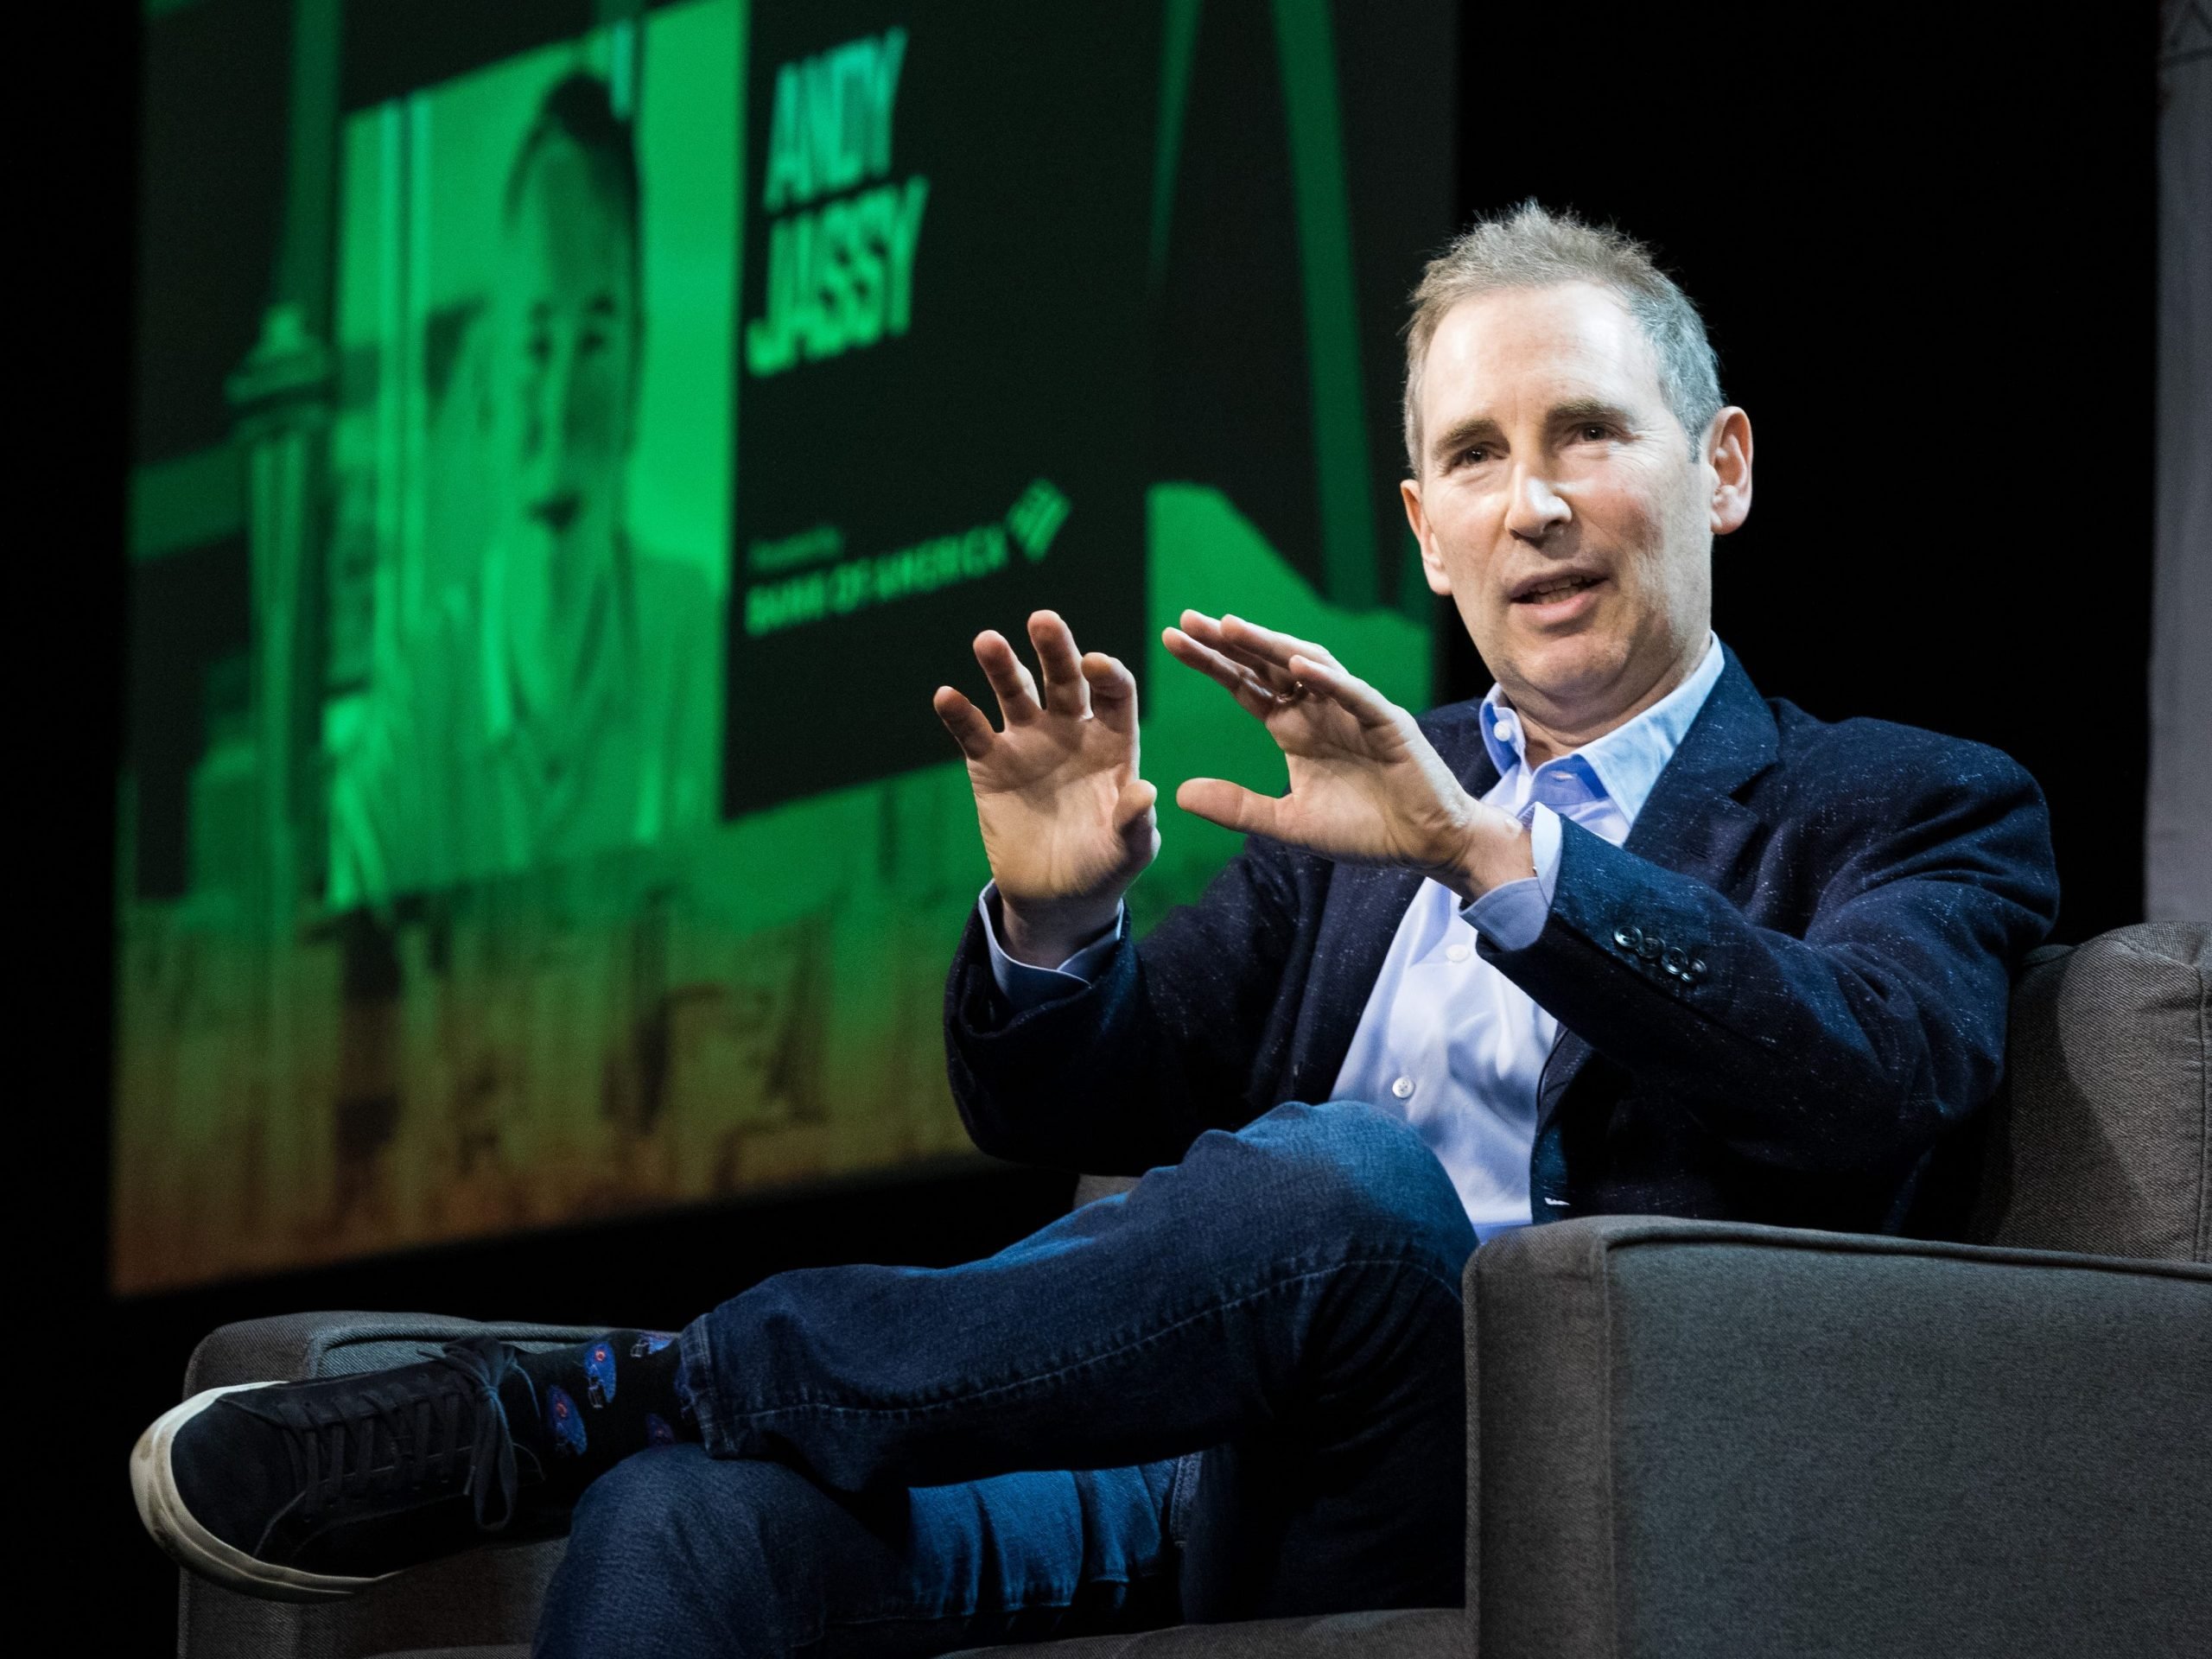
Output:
[505, 1330, 699, 1496]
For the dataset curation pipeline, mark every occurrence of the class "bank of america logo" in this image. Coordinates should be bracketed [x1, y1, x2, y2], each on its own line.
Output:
[1006, 479, 1071, 561]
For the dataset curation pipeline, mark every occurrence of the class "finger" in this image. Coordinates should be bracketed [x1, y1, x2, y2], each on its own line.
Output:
[1175, 777, 1287, 838]
[1212, 632, 1304, 695]
[1081, 652, 1139, 736]
[1113, 777, 1158, 834]
[1027, 610, 1091, 718]
[1284, 652, 1398, 729]
[1116, 778, 1160, 861]
[1163, 626, 1277, 719]
[1178, 609, 1300, 698]
[973, 630, 1042, 725]
[1173, 608, 1239, 658]
[932, 685, 996, 760]
[1217, 612, 1341, 674]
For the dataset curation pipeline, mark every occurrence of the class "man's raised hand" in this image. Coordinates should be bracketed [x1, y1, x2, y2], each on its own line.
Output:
[933, 611, 1160, 966]
[1162, 610, 1533, 902]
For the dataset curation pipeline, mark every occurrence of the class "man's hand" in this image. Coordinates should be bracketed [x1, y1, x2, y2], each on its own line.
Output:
[934, 611, 1160, 967]
[1164, 611, 1534, 903]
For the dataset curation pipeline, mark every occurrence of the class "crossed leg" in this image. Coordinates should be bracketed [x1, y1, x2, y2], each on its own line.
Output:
[543, 1452, 1184, 1656]
[542, 1099, 1477, 1656]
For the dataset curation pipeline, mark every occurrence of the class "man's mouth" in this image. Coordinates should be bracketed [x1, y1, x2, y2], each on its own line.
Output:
[529, 493, 584, 536]
[1510, 572, 1605, 604]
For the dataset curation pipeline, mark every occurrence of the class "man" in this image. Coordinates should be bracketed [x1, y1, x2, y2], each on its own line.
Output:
[133, 204, 2057, 1654]
[327, 73, 716, 904]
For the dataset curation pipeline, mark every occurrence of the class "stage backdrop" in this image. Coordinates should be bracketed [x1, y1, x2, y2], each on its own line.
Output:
[2151, 2, 2210, 923]
[117, 0, 1454, 1291]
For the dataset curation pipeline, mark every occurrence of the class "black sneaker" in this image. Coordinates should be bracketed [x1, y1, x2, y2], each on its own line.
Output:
[130, 1336, 551, 1601]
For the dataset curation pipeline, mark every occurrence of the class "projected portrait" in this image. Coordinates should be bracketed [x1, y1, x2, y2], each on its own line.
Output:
[115, 0, 1453, 1293]
[325, 48, 728, 905]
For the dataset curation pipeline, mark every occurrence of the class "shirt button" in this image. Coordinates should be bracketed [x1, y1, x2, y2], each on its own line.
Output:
[1391, 1076, 1415, 1100]
[1446, 942, 1471, 963]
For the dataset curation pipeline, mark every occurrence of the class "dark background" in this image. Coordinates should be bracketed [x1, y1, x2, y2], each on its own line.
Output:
[41, 0, 2154, 1644]
[727, 0, 1158, 817]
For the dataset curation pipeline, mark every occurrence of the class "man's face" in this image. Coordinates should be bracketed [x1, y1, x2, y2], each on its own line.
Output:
[489, 135, 639, 567]
[1402, 283, 1745, 728]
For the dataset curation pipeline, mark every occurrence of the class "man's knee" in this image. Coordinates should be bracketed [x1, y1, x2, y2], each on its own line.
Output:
[564, 1446, 730, 1589]
[554, 1448, 821, 1637]
[1217, 1099, 1474, 1273]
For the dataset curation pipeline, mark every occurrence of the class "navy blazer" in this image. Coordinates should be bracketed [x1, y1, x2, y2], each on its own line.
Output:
[944, 648, 2061, 1236]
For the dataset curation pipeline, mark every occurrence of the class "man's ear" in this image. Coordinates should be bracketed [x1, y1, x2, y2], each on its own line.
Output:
[1706, 406, 1753, 536]
[1401, 477, 1453, 595]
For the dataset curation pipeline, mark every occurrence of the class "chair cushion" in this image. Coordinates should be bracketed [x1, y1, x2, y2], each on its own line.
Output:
[1971, 921, 2209, 1261]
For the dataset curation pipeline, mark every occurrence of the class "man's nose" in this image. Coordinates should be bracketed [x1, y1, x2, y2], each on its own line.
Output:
[1504, 467, 1571, 543]
[543, 342, 582, 472]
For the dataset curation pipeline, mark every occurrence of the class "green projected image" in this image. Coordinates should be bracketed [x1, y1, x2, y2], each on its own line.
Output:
[325, 10, 736, 903]
[117, 0, 1452, 1292]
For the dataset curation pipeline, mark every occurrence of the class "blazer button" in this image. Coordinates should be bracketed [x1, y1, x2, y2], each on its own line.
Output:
[1613, 925, 1641, 952]
[1639, 933, 1662, 962]
[1662, 944, 1688, 976]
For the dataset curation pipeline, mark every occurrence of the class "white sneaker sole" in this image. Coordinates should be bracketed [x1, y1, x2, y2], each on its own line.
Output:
[130, 1381, 399, 1603]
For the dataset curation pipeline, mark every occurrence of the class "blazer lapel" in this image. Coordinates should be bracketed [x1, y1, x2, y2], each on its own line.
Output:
[1283, 708, 1501, 1100]
[1535, 650, 1779, 1125]
[1620, 649, 1777, 884]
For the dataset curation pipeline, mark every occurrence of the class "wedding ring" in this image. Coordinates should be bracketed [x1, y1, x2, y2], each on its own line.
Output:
[1275, 678, 1307, 705]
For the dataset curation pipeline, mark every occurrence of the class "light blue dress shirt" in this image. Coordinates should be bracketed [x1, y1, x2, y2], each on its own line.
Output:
[982, 635, 1727, 1241]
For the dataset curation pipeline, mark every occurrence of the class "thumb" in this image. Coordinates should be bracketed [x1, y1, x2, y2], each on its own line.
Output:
[1175, 778, 1281, 837]
[1113, 777, 1159, 833]
[1115, 779, 1161, 866]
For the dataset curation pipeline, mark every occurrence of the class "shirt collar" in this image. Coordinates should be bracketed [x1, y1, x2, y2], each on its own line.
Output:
[1478, 633, 1726, 826]
[480, 531, 638, 749]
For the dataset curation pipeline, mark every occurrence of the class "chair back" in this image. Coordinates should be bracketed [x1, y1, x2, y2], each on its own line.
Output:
[1967, 922, 2209, 1262]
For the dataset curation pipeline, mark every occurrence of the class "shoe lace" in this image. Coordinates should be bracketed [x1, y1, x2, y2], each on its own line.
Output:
[238, 1337, 529, 1535]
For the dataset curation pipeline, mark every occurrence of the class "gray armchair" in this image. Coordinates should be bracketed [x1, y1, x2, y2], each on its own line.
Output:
[173, 924, 2211, 1658]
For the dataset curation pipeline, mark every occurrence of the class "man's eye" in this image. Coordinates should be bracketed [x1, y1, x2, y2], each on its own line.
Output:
[1458, 446, 1490, 467]
[1578, 423, 1610, 442]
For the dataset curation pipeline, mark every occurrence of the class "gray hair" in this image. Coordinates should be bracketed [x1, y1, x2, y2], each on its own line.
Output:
[1402, 200, 1724, 473]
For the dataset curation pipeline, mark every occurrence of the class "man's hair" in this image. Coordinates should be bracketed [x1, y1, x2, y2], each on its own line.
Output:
[1402, 200, 1723, 473]
[503, 71, 640, 256]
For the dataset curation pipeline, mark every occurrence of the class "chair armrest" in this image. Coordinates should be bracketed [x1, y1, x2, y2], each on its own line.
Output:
[179, 1312, 609, 1659]
[183, 1311, 610, 1391]
[1465, 1217, 2211, 1659]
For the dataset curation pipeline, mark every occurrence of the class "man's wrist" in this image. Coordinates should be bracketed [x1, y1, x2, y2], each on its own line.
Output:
[996, 888, 1123, 969]
[1440, 810, 1536, 906]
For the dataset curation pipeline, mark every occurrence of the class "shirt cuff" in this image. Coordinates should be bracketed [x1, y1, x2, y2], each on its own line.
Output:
[980, 883, 1125, 1009]
[1460, 804, 1562, 950]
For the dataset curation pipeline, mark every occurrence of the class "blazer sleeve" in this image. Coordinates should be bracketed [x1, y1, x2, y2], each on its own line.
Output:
[944, 834, 1314, 1173]
[1479, 744, 2060, 1173]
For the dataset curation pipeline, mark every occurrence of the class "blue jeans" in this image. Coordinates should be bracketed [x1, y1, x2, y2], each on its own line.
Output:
[537, 1100, 1476, 1657]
